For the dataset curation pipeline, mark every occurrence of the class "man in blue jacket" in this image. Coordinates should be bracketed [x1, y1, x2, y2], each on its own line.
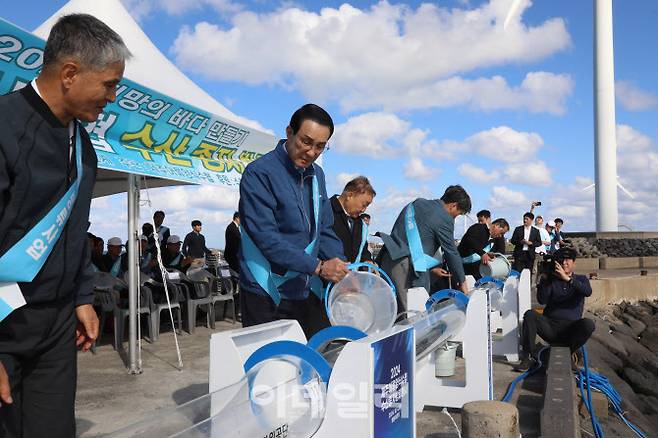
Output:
[239, 104, 348, 335]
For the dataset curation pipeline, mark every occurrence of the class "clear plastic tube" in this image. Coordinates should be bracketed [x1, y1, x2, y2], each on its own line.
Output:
[109, 358, 326, 438]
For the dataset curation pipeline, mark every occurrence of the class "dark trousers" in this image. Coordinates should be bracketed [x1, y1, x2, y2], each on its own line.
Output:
[0, 299, 77, 438]
[241, 291, 313, 338]
[305, 293, 331, 339]
[521, 309, 595, 357]
[463, 262, 481, 280]
[513, 250, 534, 272]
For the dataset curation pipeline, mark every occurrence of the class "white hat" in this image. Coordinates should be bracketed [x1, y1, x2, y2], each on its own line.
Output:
[108, 237, 123, 246]
[167, 235, 181, 244]
[547, 220, 556, 227]
[138, 234, 148, 241]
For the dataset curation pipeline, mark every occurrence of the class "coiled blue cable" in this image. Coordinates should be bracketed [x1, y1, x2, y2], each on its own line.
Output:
[576, 345, 647, 438]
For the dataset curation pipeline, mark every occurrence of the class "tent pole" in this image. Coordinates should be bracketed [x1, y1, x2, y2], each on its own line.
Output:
[127, 174, 141, 374]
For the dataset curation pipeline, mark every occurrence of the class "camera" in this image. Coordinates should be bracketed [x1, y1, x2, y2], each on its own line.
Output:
[538, 253, 562, 277]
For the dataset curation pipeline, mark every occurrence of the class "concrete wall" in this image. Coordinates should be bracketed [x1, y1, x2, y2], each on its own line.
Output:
[575, 257, 599, 271]
[599, 257, 640, 270]
[641, 256, 658, 268]
[586, 274, 658, 309]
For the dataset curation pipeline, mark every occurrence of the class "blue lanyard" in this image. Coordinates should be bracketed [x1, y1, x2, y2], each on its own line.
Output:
[242, 174, 321, 305]
[405, 203, 439, 272]
[0, 123, 83, 283]
[355, 220, 368, 263]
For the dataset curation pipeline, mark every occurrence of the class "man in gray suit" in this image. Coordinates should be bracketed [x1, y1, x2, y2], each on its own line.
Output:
[378, 185, 472, 310]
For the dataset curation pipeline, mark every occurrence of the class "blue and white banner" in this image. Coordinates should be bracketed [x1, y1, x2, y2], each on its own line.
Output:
[0, 17, 276, 188]
[372, 327, 415, 437]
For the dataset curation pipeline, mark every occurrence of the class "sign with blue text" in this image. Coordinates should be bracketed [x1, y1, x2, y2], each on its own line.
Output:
[0, 17, 276, 188]
[372, 327, 415, 437]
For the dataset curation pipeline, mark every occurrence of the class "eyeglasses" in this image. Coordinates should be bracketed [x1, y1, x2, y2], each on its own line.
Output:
[296, 136, 330, 153]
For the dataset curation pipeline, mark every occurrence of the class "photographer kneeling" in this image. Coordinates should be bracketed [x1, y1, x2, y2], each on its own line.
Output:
[515, 247, 595, 371]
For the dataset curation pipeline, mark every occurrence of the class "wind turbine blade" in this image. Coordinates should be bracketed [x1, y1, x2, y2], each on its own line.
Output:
[582, 183, 595, 191]
[617, 181, 635, 199]
[503, 0, 524, 30]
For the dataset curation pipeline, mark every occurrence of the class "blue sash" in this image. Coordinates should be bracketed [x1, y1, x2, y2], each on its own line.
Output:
[140, 252, 152, 271]
[110, 256, 122, 277]
[242, 175, 321, 305]
[462, 241, 494, 264]
[0, 123, 83, 321]
[405, 203, 439, 272]
[171, 253, 182, 267]
[355, 220, 368, 263]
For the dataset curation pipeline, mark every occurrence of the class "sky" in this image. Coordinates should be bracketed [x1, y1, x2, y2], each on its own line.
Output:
[4, 0, 658, 248]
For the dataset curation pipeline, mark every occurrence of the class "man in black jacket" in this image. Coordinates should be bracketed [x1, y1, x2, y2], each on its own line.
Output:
[182, 220, 212, 262]
[306, 176, 376, 336]
[224, 212, 241, 273]
[458, 218, 509, 279]
[510, 212, 542, 273]
[0, 14, 130, 437]
[515, 248, 594, 371]
[330, 176, 375, 264]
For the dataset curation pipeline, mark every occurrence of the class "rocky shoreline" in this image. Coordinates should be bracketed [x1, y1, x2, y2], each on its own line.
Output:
[566, 237, 658, 258]
[584, 298, 658, 436]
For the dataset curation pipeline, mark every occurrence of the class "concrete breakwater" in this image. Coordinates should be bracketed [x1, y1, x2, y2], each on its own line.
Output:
[567, 237, 658, 258]
[585, 298, 658, 436]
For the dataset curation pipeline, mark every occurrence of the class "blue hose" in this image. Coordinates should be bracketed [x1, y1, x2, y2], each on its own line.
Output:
[502, 346, 550, 402]
[576, 345, 647, 438]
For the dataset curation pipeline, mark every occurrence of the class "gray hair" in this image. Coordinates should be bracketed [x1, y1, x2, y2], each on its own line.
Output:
[43, 14, 131, 70]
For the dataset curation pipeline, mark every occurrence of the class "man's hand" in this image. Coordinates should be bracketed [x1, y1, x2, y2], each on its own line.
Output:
[459, 282, 470, 296]
[430, 267, 451, 278]
[0, 361, 12, 406]
[318, 258, 349, 283]
[75, 304, 99, 352]
[554, 262, 571, 282]
[481, 253, 493, 265]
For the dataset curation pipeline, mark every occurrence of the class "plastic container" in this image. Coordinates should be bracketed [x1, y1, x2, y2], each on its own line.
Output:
[326, 270, 397, 335]
[479, 253, 511, 280]
[108, 356, 326, 437]
[434, 341, 460, 377]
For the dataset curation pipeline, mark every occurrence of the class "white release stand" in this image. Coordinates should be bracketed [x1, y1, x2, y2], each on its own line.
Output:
[465, 271, 532, 363]
[209, 320, 417, 437]
[407, 287, 493, 410]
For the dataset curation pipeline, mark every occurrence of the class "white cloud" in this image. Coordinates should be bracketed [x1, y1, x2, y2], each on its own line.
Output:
[489, 186, 528, 209]
[122, 0, 242, 21]
[464, 126, 544, 163]
[503, 161, 552, 186]
[404, 157, 439, 181]
[332, 112, 408, 157]
[616, 124, 652, 152]
[458, 163, 500, 184]
[343, 72, 573, 114]
[171, 1, 572, 113]
[616, 81, 658, 111]
[335, 172, 359, 191]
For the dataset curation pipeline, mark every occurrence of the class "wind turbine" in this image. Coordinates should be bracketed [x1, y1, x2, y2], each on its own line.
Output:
[582, 175, 635, 199]
[504, 0, 620, 232]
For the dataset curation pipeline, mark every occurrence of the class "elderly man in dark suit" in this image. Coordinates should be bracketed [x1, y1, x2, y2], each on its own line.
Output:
[510, 212, 542, 273]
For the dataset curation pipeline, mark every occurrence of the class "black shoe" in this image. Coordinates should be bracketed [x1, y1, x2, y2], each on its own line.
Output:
[513, 357, 537, 373]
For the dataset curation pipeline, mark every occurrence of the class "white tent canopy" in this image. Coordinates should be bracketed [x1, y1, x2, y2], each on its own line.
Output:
[34, 0, 267, 132]
[34, 0, 274, 199]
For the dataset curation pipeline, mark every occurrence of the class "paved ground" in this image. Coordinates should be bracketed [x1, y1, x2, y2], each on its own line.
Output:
[76, 320, 545, 437]
[76, 268, 654, 436]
